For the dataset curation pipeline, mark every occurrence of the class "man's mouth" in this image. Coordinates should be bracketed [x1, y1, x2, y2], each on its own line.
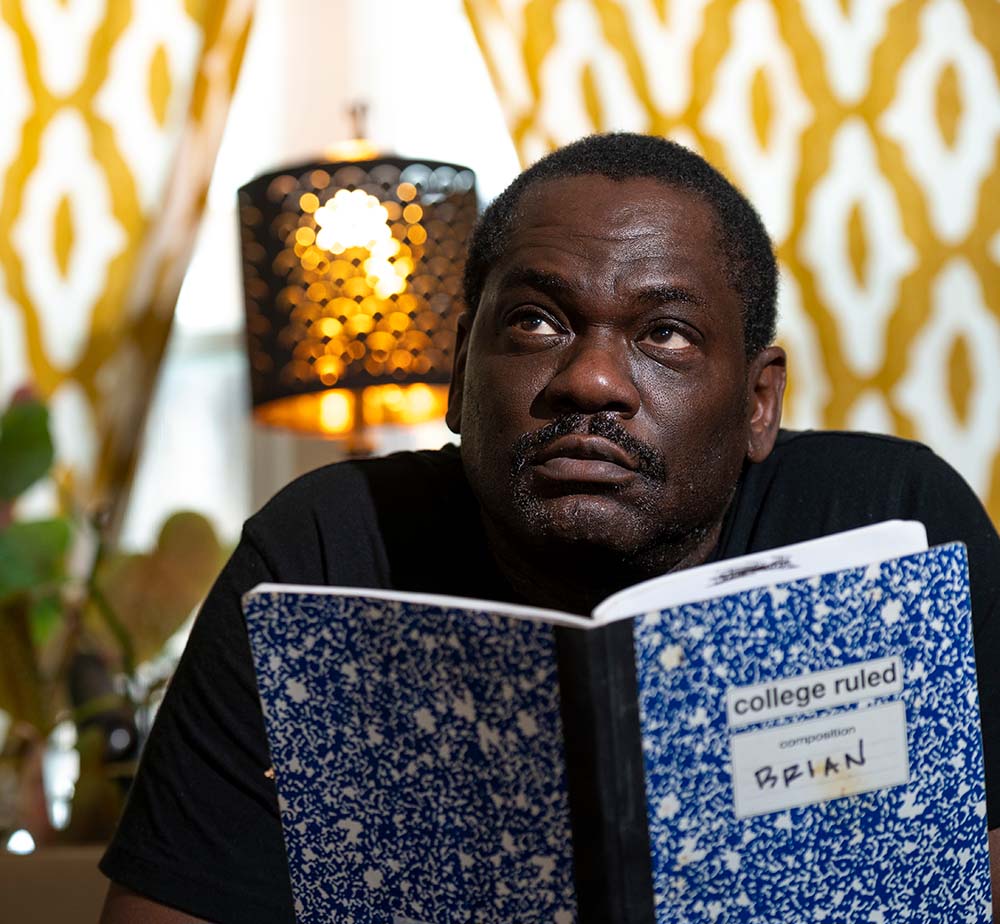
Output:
[530, 434, 638, 485]
[511, 412, 667, 487]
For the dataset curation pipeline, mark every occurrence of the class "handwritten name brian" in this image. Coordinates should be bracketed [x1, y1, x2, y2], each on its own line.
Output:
[754, 737, 866, 790]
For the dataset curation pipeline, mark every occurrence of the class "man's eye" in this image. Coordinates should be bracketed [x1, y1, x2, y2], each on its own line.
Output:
[641, 324, 692, 350]
[509, 311, 560, 335]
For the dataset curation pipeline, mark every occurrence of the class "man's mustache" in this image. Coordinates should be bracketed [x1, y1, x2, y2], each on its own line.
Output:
[511, 413, 667, 482]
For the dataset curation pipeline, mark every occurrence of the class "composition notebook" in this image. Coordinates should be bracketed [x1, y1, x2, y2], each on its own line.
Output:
[242, 521, 991, 923]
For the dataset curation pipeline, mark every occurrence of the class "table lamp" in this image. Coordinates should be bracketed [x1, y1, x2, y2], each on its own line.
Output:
[238, 144, 477, 452]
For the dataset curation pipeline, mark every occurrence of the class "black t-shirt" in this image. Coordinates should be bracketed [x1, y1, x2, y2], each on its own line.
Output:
[100, 431, 1000, 924]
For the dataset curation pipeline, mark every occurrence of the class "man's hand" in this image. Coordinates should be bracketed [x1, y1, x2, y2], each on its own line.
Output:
[100, 883, 212, 923]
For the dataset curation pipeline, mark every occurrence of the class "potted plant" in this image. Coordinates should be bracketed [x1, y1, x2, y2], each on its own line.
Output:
[0, 390, 227, 848]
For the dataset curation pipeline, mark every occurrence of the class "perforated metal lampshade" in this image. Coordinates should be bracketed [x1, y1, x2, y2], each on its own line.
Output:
[239, 156, 477, 437]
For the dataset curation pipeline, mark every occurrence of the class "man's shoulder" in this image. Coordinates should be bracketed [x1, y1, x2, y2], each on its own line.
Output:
[769, 428, 935, 464]
[241, 444, 467, 583]
[249, 444, 464, 524]
[760, 427, 971, 499]
[759, 428, 945, 490]
[732, 428, 988, 552]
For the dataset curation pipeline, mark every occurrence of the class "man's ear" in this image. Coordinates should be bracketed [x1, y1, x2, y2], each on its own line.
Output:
[746, 345, 786, 463]
[446, 313, 472, 434]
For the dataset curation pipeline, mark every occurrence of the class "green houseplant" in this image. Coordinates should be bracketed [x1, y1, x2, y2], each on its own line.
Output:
[0, 391, 226, 846]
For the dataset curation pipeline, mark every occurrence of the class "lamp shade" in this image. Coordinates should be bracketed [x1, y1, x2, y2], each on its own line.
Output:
[238, 156, 477, 437]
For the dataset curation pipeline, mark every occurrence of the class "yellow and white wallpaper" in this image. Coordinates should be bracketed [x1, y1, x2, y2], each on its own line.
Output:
[464, 0, 1000, 524]
[0, 0, 252, 517]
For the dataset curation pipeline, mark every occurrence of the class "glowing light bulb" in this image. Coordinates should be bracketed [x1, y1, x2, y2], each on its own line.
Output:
[313, 189, 395, 269]
[6, 829, 35, 855]
[318, 391, 353, 434]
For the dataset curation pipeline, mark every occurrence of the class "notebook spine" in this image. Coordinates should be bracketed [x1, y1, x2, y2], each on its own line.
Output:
[555, 621, 655, 924]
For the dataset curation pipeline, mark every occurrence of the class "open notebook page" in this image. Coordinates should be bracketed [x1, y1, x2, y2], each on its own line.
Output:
[592, 519, 928, 624]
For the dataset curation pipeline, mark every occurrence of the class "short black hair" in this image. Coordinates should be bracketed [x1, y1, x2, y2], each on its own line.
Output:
[462, 132, 777, 356]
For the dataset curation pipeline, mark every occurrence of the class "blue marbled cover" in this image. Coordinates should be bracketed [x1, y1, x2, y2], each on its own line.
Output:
[243, 591, 577, 924]
[635, 542, 990, 922]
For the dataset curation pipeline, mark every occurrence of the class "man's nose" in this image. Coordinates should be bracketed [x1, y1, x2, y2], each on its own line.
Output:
[542, 333, 640, 417]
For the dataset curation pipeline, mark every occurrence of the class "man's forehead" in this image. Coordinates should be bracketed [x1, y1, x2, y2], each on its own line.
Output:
[486, 175, 729, 294]
[511, 173, 719, 232]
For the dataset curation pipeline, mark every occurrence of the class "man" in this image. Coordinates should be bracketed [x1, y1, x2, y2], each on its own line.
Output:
[100, 133, 1000, 922]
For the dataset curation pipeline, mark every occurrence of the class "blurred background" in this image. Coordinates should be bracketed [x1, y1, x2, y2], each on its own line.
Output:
[0, 0, 997, 916]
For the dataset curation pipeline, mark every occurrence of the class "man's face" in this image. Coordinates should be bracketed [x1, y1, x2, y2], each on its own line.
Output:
[448, 175, 781, 572]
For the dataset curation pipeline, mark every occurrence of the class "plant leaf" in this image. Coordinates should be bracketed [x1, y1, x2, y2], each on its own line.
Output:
[0, 518, 71, 600]
[97, 512, 225, 663]
[0, 400, 54, 501]
[29, 593, 63, 647]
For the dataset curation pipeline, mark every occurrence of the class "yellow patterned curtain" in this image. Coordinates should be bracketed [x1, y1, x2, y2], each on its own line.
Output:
[0, 0, 253, 520]
[464, 0, 1000, 524]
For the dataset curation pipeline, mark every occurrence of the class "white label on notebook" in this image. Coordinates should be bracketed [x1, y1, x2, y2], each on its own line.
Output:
[726, 656, 904, 729]
[730, 701, 909, 819]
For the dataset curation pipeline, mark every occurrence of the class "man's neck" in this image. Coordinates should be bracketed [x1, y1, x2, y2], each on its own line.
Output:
[481, 514, 725, 616]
